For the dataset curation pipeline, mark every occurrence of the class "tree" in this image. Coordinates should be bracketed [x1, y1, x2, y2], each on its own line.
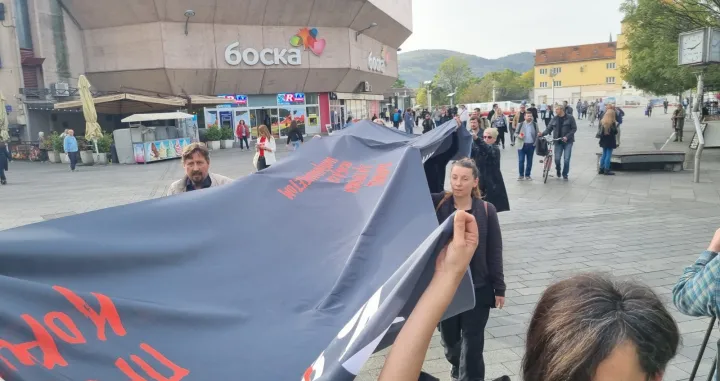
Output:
[434, 57, 474, 95]
[620, 0, 720, 95]
[391, 77, 406, 88]
[416, 87, 428, 107]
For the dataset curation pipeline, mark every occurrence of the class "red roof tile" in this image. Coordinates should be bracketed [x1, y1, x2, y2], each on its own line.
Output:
[535, 42, 617, 65]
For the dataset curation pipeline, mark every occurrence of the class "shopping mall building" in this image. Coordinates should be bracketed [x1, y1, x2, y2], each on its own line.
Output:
[0, 0, 412, 147]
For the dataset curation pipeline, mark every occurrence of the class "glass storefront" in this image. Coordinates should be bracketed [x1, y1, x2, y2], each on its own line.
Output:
[204, 93, 321, 139]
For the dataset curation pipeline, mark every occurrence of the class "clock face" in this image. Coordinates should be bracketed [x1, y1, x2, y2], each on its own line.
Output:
[680, 31, 706, 65]
[710, 29, 720, 62]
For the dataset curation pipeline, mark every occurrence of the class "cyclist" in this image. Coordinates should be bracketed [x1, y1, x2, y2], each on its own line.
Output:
[539, 104, 577, 180]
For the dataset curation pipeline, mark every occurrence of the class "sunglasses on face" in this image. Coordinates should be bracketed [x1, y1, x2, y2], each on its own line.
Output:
[483, 136, 493, 140]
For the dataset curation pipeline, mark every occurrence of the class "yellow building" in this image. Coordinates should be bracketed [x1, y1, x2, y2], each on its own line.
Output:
[533, 42, 623, 105]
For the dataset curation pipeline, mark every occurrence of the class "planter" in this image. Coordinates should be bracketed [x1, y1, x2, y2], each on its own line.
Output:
[48, 151, 60, 163]
[60, 153, 69, 164]
[79, 150, 95, 166]
[221, 140, 234, 149]
[93, 153, 109, 165]
[208, 141, 221, 150]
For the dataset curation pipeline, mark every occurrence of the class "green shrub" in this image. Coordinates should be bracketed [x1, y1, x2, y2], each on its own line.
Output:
[97, 133, 114, 153]
[50, 132, 64, 153]
[221, 127, 233, 140]
[205, 127, 222, 141]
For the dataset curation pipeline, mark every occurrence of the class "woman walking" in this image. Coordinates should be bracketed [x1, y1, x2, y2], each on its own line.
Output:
[0, 141, 11, 185]
[235, 120, 250, 150]
[253, 125, 276, 171]
[285, 120, 304, 151]
[490, 108, 508, 149]
[543, 106, 554, 129]
[433, 158, 505, 381]
[597, 109, 618, 176]
[468, 118, 509, 212]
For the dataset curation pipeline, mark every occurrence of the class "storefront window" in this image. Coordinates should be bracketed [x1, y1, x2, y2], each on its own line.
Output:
[306, 93, 319, 105]
[278, 106, 306, 136]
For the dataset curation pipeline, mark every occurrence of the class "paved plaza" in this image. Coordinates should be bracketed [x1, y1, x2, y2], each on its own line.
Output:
[3, 109, 720, 380]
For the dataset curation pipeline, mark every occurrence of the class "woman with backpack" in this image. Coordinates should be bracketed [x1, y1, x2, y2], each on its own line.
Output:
[597, 109, 618, 176]
[431, 157, 506, 381]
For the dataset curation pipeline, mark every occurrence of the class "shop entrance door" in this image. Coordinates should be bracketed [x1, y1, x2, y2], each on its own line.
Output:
[329, 104, 346, 130]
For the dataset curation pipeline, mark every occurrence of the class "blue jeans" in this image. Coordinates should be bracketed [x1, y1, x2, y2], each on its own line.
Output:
[554, 142, 573, 177]
[68, 151, 78, 171]
[518, 143, 534, 177]
[600, 147, 613, 170]
[291, 140, 301, 151]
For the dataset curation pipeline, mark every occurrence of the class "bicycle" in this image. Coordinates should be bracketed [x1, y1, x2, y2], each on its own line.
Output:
[539, 136, 563, 184]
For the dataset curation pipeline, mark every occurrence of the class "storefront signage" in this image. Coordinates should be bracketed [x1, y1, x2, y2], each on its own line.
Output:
[225, 43, 302, 67]
[368, 51, 386, 73]
[216, 94, 248, 107]
[277, 93, 305, 105]
[5, 105, 11, 113]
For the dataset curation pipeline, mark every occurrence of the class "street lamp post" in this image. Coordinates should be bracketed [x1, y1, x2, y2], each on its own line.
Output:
[423, 80, 432, 110]
[492, 81, 497, 103]
[550, 72, 557, 106]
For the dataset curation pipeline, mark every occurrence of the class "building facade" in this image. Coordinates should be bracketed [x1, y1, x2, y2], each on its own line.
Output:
[0, 0, 412, 144]
[534, 42, 622, 106]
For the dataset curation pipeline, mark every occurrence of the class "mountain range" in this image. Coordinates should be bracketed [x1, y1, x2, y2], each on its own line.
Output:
[398, 49, 536, 88]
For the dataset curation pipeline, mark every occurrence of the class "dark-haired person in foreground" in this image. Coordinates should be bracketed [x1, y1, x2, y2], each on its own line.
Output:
[524, 274, 679, 381]
[166, 143, 232, 196]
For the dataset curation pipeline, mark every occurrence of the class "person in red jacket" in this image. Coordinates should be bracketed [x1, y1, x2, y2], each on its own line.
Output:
[236, 120, 250, 150]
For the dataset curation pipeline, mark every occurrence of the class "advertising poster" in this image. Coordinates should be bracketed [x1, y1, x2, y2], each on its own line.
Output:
[279, 106, 306, 136]
[142, 138, 191, 163]
[133, 143, 146, 163]
[205, 110, 219, 129]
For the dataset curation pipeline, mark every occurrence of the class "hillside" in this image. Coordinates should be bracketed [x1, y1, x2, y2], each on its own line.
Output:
[398, 49, 535, 87]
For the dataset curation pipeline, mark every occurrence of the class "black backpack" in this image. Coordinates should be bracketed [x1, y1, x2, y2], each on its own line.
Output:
[536, 137, 549, 156]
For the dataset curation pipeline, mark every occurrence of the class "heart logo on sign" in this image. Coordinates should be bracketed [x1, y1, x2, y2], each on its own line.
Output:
[291, 28, 326, 56]
[311, 39, 326, 56]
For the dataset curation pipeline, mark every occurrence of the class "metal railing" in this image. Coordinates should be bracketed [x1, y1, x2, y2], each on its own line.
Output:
[693, 111, 705, 183]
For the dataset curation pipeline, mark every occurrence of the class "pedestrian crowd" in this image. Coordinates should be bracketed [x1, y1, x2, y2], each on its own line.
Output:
[158, 97, 708, 381]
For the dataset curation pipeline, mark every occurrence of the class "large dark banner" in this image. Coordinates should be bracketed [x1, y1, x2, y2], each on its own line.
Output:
[0, 121, 473, 381]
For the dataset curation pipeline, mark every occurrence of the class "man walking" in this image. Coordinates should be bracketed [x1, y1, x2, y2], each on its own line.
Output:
[663, 99, 669, 114]
[515, 112, 540, 181]
[392, 108, 401, 129]
[166, 143, 232, 196]
[458, 105, 469, 129]
[403, 108, 414, 134]
[63, 129, 79, 172]
[672, 104, 686, 142]
[540, 104, 577, 180]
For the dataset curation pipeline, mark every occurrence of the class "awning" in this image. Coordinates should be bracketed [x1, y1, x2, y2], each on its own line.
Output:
[54, 93, 186, 114]
[121, 112, 195, 123]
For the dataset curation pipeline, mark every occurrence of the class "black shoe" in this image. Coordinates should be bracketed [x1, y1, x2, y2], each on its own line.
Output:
[0, 180, 5, 185]
[556, 171, 561, 178]
[605, 171, 616, 176]
[563, 176, 569, 180]
[599, 168, 605, 175]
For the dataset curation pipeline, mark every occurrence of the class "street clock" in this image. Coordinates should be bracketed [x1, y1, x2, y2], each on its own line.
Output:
[679, 29, 707, 66]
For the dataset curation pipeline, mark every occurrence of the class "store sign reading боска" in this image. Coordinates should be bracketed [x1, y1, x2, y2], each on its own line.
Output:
[224, 27, 326, 67]
[225, 43, 302, 66]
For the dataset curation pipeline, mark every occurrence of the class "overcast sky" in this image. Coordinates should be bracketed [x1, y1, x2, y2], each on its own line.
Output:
[400, 0, 626, 59]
